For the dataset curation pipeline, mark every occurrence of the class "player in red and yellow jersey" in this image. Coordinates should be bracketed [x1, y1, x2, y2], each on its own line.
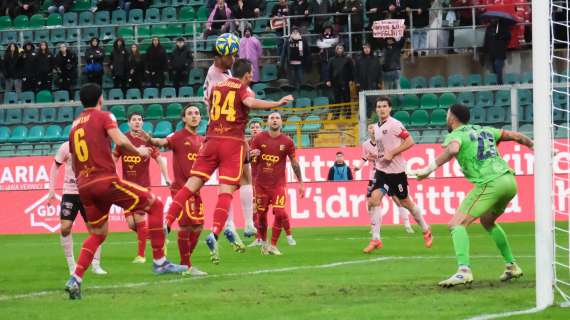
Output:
[147, 105, 208, 277]
[246, 120, 265, 247]
[166, 59, 293, 264]
[113, 112, 170, 264]
[64, 84, 186, 300]
[250, 112, 305, 255]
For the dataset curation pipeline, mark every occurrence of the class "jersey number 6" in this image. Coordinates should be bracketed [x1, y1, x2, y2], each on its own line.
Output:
[73, 128, 89, 162]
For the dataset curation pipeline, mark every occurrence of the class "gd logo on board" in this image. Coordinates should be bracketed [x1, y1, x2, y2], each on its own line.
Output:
[24, 192, 63, 233]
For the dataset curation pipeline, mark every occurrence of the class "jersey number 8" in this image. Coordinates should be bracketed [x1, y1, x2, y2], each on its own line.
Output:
[73, 128, 89, 162]
[211, 90, 237, 122]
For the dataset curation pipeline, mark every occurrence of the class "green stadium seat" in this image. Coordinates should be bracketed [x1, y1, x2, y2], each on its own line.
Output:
[178, 86, 194, 98]
[519, 105, 533, 123]
[108, 88, 124, 100]
[519, 124, 533, 138]
[126, 88, 142, 100]
[402, 94, 420, 110]
[95, 11, 110, 24]
[399, 76, 411, 89]
[63, 12, 77, 26]
[196, 86, 204, 97]
[119, 122, 129, 133]
[129, 9, 144, 23]
[16, 144, 34, 156]
[110, 105, 126, 121]
[100, 26, 115, 40]
[253, 20, 268, 33]
[196, 103, 207, 117]
[54, 90, 70, 102]
[164, 24, 183, 37]
[51, 29, 66, 43]
[521, 72, 533, 84]
[301, 115, 321, 132]
[23, 109, 40, 124]
[81, 27, 98, 41]
[162, 7, 177, 21]
[72, 0, 91, 11]
[160, 87, 176, 99]
[467, 74, 482, 86]
[188, 68, 205, 85]
[504, 73, 519, 85]
[430, 109, 447, 126]
[112, 9, 127, 24]
[283, 116, 301, 133]
[518, 89, 532, 106]
[484, 73, 498, 86]
[439, 92, 457, 109]
[486, 106, 507, 124]
[313, 96, 330, 107]
[152, 0, 170, 7]
[179, 7, 196, 21]
[13, 15, 29, 28]
[145, 104, 164, 120]
[476, 91, 493, 107]
[79, 11, 94, 25]
[22, 30, 33, 43]
[27, 125, 45, 142]
[470, 107, 486, 123]
[166, 103, 183, 120]
[296, 98, 312, 108]
[447, 74, 464, 87]
[495, 91, 511, 107]
[118, 26, 134, 39]
[260, 65, 278, 82]
[2, 31, 18, 45]
[409, 110, 429, 127]
[0, 127, 10, 143]
[4, 92, 17, 104]
[19, 91, 35, 103]
[429, 75, 446, 88]
[189, 0, 205, 6]
[152, 24, 168, 37]
[5, 109, 21, 125]
[143, 88, 160, 99]
[138, 25, 151, 39]
[29, 14, 45, 28]
[66, 28, 79, 42]
[420, 129, 440, 143]
[142, 122, 154, 133]
[145, 8, 161, 23]
[197, 119, 208, 135]
[0, 16, 11, 30]
[292, 134, 311, 148]
[252, 83, 268, 97]
[175, 121, 184, 131]
[127, 105, 144, 117]
[9, 126, 27, 143]
[40, 108, 57, 123]
[154, 121, 173, 138]
[393, 110, 410, 125]
[56, 107, 75, 123]
[45, 125, 63, 142]
[47, 13, 63, 26]
[36, 91, 53, 103]
[0, 109, 4, 125]
[410, 76, 427, 89]
[420, 93, 438, 109]
[196, 6, 209, 21]
[457, 92, 475, 108]
[262, 37, 277, 49]
[35, 30, 50, 43]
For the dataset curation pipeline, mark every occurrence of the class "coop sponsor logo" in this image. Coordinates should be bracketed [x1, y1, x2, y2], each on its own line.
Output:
[0, 165, 50, 191]
[24, 193, 62, 233]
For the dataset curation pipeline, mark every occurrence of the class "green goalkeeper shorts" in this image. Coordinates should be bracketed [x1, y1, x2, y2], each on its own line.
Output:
[459, 173, 518, 218]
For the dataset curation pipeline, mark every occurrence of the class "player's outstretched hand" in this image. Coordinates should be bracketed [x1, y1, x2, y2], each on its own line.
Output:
[278, 95, 294, 106]
[407, 168, 430, 181]
[137, 146, 152, 159]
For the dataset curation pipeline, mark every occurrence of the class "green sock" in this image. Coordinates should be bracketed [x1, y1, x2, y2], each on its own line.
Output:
[451, 226, 470, 267]
[488, 224, 515, 264]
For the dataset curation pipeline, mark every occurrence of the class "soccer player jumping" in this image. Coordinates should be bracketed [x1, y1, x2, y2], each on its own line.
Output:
[250, 112, 305, 255]
[166, 59, 293, 264]
[410, 104, 532, 287]
[64, 84, 186, 300]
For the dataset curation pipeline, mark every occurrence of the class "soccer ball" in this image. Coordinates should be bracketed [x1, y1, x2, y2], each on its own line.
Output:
[215, 33, 240, 56]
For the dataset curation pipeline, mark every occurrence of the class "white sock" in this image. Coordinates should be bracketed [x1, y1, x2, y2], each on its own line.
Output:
[399, 207, 411, 228]
[240, 184, 254, 227]
[369, 206, 382, 241]
[92, 246, 102, 266]
[287, 235, 294, 240]
[225, 207, 235, 230]
[153, 257, 166, 265]
[60, 234, 75, 273]
[410, 206, 429, 232]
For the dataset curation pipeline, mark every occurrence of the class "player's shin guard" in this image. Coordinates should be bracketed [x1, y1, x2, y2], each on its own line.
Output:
[256, 208, 268, 241]
[271, 209, 286, 246]
[240, 184, 254, 227]
[451, 225, 470, 267]
[487, 224, 515, 264]
[73, 233, 107, 280]
[135, 220, 147, 257]
[147, 199, 166, 260]
[178, 230, 191, 266]
[212, 193, 233, 236]
[167, 186, 194, 225]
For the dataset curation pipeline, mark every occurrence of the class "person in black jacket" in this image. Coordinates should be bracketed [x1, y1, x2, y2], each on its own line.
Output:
[20, 42, 37, 92]
[145, 37, 168, 89]
[232, 0, 266, 19]
[283, 27, 309, 88]
[326, 44, 354, 117]
[381, 36, 404, 89]
[54, 43, 77, 94]
[316, 24, 338, 81]
[483, 19, 511, 85]
[3, 43, 22, 93]
[169, 37, 193, 90]
[310, 0, 331, 33]
[84, 37, 105, 85]
[110, 38, 129, 93]
[128, 0, 151, 11]
[127, 43, 145, 90]
[96, 0, 119, 11]
[355, 43, 382, 115]
[404, 0, 430, 54]
[290, 0, 311, 29]
[36, 41, 54, 91]
[9, 0, 39, 17]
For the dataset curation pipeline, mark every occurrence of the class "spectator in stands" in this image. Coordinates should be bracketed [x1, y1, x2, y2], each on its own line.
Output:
[355, 43, 382, 115]
[291, 0, 311, 30]
[54, 43, 77, 94]
[169, 37, 193, 89]
[326, 44, 354, 117]
[343, 0, 364, 49]
[9, 0, 40, 17]
[145, 37, 168, 89]
[271, 0, 290, 62]
[483, 19, 511, 85]
[238, 26, 262, 82]
[405, 0, 430, 54]
[327, 151, 354, 181]
[84, 37, 105, 86]
[110, 38, 129, 93]
[450, 0, 476, 26]
[21, 42, 37, 92]
[385, 0, 405, 19]
[36, 41, 54, 91]
[48, 0, 73, 14]
[310, 0, 332, 33]
[381, 37, 404, 89]
[127, 43, 145, 90]
[128, 0, 151, 11]
[95, 0, 119, 12]
[283, 27, 309, 88]
[3, 43, 22, 94]
[205, 0, 235, 38]
[232, 0, 266, 34]
[316, 23, 339, 81]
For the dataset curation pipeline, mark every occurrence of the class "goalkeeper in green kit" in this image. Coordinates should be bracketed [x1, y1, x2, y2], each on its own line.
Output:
[410, 104, 534, 287]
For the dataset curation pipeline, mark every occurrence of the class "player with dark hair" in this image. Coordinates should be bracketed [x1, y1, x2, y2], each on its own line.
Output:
[166, 59, 293, 264]
[64, 83, 186, 300]
[247, 119, 268, 248]
[410, 104, 533, 287]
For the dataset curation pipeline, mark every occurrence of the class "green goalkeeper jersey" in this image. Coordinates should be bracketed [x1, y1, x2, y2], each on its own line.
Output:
[443, 125, 514, 186]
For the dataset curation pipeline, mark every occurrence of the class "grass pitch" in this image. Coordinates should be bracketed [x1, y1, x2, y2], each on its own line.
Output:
[0, 222, 568, 319]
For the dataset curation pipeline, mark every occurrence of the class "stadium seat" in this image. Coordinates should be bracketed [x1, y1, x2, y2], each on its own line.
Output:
[410, 76, 427, 89]
[16, 144, 34, 156]
[399, 76, 411, 89]
[476, 91, 493, 107]
[518, 89, 532, 106]
[447, 74, 464, 87]
[152, 24, 168, 37]
[152, 0, 170, 7]
[430, 109, 447, 126]
[29, 14, 45, 28]
[66, 28, 79, 42]
[166, 103, 183, 120]
[466, 74, 482, 86]
[108, 88, 124, 100]
[160, 87, 176, 99]
[20, 91, 35, 103]
[283, 116, 301, 133]
[409, 130, 421, 142]
[127, 105, 144, 117]
[439, 92, 457, 108]
[118, 26, 134, 39]
[27, 125, 45, 143]
[470, 107, 486, 123]
[313, 97, 330, 114]
[119, 122, 129, 133]
[40, 108, 57, 123]
[486, 106, 507, 124]
[175, 121, 184, 131]
[0, 109, 4, 125]
[0, 126, 9, 143]
[54, 90, 70, 102]
[0, 16, 11, 30]
[296, 97, 312, 108]
[126, 88, 142, 100]
[420, 129, 440, 144]
[504, 73, 519, 85]
[129, 9, 144, 23]
[112, 9, 127, 24]
[72, 0, 91, 11]
[429, 75, 446, 88]
[252, 83, 268, 97]
[47, 13, 63, 26]
[8, 126, 28, 143]
[79, 11, 94, 25]
[484, 73, 498, 86]
[45, 125, 63, 142]
[196, 86, 204, 97]
[301, 115, 321, 132]
[410, 110, 429, 127]
[100, 26, 115, 40]
[178, 86, 194, 98]
[95, 11, 110, 25]
[420, 93, 438, 109]
[138, 25, 151, 39]
[110, 105, 126, 121]
[519, 105, 533, 123]
[22, 30, 33, 43]
[494, 91, 511, 107]
[402, 94, 419, 110]
[179, 6, 196, 20]
[162, 7, 177, 21]
[2, 31, 18, 45]
[4, 92, 17, 104]
[143, 88, 160, 100]
[262, 37, 277, 49]
[261, 65, 278, 82]
[196, 6, 209, 20]
[153, 121, 173, 138]
[521, 72, 533, 84]
[13, 15, 29, 28]
[5, 109, 22, 125]
[145, 8, 160, 23]
[393, 110, 410, 125]
[142, 122, 154, 133]
[145, 104, 164, 120]
[23, 108, 40, 124]
[51, 29, 66, 43]
[197, 119, 208, 135]
[34, 30, 50, 43]
[292, 134, 311, 148]
[188, 68, 205, 85]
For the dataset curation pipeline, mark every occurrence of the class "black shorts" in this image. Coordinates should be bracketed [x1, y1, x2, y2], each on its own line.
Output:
[60, 194, 87, 222]
[368, 170, 408, 199]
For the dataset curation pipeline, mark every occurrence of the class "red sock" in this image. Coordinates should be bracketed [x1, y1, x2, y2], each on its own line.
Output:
[73, 234, 106, 279]
[189, 228, 201, 254]
[178, 230, 190, 266]
[256, 209, 268, 241]
[135, 220, 147, 257]
[271, 212, 283, 246]
[147, 199, 166, 260]
[167, 186, 193, 226]
[212, 193, 233, 235]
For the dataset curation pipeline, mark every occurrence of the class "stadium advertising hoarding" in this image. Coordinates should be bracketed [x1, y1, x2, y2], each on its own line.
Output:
[0, 142, 565, 234]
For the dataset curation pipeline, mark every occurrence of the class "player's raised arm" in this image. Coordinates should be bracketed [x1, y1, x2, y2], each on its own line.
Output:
[243, 95, 294, 109]
[499, 130, 534, 150]
[107, 127, 151, 158]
